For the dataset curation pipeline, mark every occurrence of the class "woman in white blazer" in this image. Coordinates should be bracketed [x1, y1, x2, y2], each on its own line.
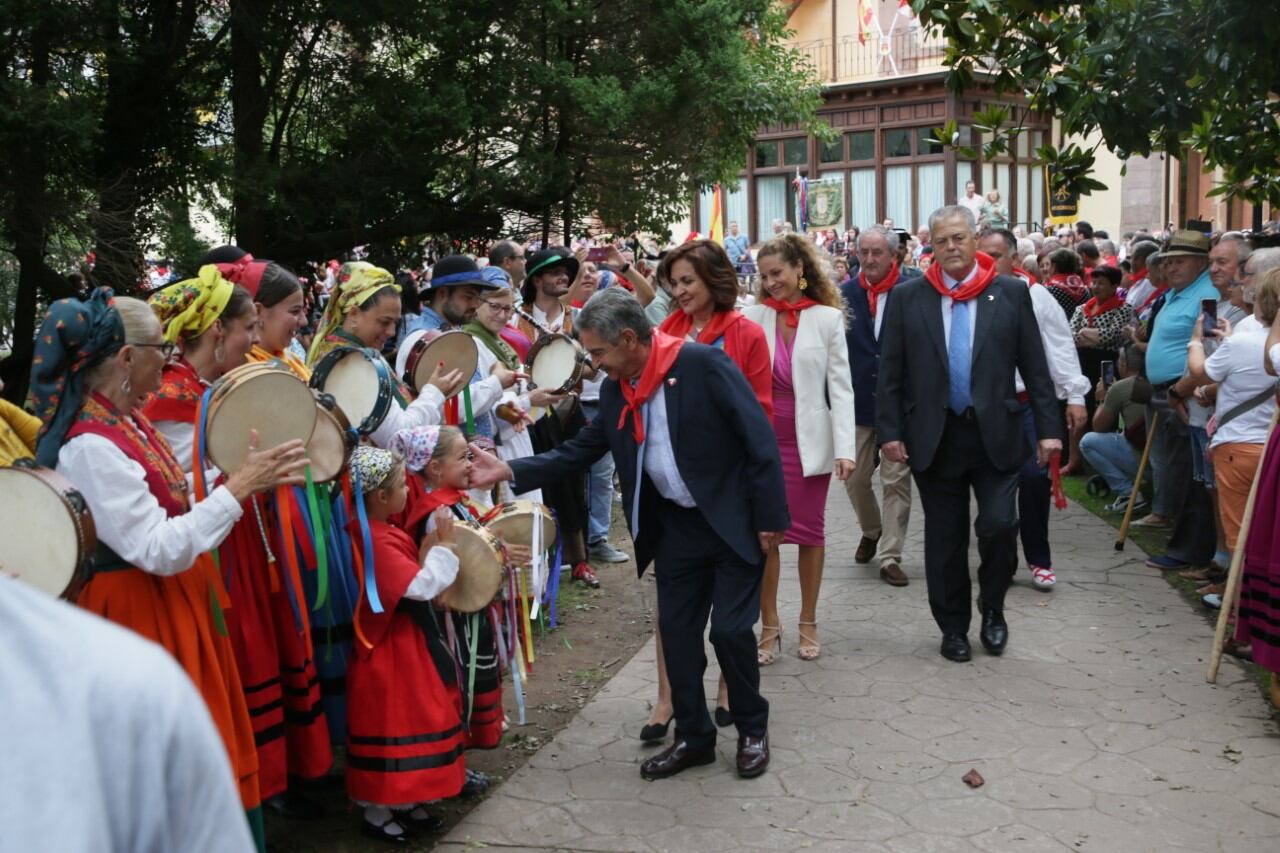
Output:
[744, 234, 857, 664]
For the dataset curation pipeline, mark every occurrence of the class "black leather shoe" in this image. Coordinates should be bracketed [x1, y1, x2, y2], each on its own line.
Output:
[736, 733, 770, 778]
[980, 608, 1008, 654]
[940, 633, 971, 662]
[640, 739, 717, 780]
[855, 535, 880, 564]
[391, 807, 444, 833]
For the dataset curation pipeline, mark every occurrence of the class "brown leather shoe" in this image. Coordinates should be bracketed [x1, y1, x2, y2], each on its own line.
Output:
[855, 535, 880, 564]
[639, 740, 717, 780]
[736, 733, 770, 778]
[879, 562, 909, 586]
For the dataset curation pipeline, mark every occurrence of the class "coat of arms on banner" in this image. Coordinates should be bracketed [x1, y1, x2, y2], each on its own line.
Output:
[807, 178, 843, 229]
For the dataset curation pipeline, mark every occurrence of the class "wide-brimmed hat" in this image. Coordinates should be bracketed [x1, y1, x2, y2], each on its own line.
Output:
[427, 254, 498, 290]
[522, 247, 578, 303]
[1161, 230, 1211, 259]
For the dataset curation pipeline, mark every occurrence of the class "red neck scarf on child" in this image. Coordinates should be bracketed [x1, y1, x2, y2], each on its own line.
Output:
[763, 296, 821, 328]
[924, 251, 999, 302]
[858, 263, 900, 317]
[617, 330, 684, 444]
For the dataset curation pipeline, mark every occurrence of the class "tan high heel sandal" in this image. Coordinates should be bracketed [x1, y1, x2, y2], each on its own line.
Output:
[757, 624, 782, 666]
[798, 621, 820, 661]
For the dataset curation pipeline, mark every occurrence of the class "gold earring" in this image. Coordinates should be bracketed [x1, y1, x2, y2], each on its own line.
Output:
[799, 275, 809, 291]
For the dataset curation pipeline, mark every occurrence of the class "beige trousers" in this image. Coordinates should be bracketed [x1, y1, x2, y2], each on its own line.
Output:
[843, 425, 912, 566]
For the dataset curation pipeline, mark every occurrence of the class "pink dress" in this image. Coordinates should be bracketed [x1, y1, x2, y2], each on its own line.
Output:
[773, 326, 831, 546]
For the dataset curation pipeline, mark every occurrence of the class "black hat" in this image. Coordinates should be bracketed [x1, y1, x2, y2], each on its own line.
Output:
[428, 254, 498, 290]
[522, 247, 579, 303]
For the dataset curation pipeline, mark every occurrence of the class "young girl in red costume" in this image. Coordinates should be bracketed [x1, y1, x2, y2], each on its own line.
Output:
[390, 426, 520, 789]
[344, 445, 466, 844]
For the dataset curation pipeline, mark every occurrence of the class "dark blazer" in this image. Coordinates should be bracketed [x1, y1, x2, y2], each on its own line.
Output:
[875, 273, 1061, 473]
[510, 343, 790, 575]
[840, 269, 908, 427]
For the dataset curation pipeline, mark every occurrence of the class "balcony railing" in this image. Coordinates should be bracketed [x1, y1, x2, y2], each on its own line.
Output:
[794, 29, 949, 85]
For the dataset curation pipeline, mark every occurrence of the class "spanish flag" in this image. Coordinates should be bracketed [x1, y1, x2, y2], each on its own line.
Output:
[708, 185, 724, 244]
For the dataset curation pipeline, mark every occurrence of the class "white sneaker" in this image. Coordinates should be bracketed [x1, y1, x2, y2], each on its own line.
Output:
[1105, 493, 1147, 513]
[1030, 566, 1056, 590]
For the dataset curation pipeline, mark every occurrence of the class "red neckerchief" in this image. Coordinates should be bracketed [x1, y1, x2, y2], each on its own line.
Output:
[1015, 268, 1038, 286]
[1082, 294, 1125, 322]
[763, 296, 821, 328]
[858, 263, 900, 318]
[924, 251, 999, 302]
[1047, 273, 1090, 303]
[402, 484, 480, 535]
[1138, 285, 1168, 314]
[617, 330, 684, 443]
[659, 307, 741, 344]
[1128, 267, 1146, 285]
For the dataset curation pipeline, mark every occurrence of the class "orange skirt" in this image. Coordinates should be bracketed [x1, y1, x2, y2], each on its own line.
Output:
[78, 556, 261, 808]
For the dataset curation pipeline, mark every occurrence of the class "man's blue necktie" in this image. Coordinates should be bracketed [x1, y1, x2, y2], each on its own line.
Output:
[947, 290, 972, 415]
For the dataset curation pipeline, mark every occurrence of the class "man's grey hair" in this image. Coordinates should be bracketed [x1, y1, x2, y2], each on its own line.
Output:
[1248, 247, 1280, 276]
[577, 288, 652, 344]
[1130, 240, 1161, 266]
[1029, 232, 1045, 250]
[1099, 239, 1117, 257]
[1219, 231, 1253, 265]
[856, 224, 899, 252]
[928, 205, 977, 233]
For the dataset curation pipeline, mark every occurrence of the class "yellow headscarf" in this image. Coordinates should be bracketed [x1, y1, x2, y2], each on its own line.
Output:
[307, 261, 399, 363]
[148, 265, 236, 344]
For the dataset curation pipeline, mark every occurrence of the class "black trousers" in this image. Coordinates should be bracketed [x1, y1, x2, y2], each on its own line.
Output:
[653, 500, 768, 749]
[1017, 400, 1053, 569]
[913, 412, 1021, 635]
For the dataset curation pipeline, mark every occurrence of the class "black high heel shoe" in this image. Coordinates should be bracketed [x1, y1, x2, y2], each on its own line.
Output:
[639, 714, 675, 743]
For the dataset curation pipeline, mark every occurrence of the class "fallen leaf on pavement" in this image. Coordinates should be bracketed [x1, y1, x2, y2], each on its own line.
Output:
[962, 769, 985, 788]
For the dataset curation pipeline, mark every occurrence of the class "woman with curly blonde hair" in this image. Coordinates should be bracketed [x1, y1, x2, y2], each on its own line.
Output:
[744, 234, 857, 664]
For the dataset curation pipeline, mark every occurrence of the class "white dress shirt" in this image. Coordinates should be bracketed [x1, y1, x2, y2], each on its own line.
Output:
[57, 432, 244, 576]
[1016, 284, 1090, 405]
[873, 292, 889, 339]
[641, 387, 695, 507]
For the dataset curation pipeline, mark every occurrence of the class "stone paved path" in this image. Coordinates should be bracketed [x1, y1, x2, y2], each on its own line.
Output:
[438, 481, 1280, 852]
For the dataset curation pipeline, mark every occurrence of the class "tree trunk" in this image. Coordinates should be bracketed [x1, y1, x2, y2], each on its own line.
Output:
[230, 0, 270, 254]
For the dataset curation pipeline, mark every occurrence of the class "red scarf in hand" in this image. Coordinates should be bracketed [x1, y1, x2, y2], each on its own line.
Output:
[924, 251, 999, 302]
[763, 296, 821, 328]
[617, 330, 685, 444]
[859, 263, 900, 318]
[1082, 294, 1125, 322]
[659, 307, 741, 344]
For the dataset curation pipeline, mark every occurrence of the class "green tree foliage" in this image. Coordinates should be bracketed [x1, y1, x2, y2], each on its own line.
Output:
[914, 0, 1280, 203]
[0, 0, 821, 400]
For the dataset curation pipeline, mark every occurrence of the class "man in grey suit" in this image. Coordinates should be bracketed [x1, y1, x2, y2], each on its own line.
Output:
[876, 205, 1063, 662]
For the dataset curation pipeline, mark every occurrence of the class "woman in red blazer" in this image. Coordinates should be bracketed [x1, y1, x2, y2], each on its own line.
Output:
[635, 239, 773, 743]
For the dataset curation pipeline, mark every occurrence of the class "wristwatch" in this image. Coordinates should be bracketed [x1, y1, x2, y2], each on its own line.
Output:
[618, 262, 632, 274]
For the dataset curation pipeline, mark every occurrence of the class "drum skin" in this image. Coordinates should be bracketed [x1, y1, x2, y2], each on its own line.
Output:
[307, 395, 355, 484]
[0, 464, 95, 599]
[420, 521, 505, 613]
[206, 363, 317, 473]
[309, 346, 394, 435]
[404, 330, 478, 398]
[482, 500, 557, 548]
[525, 334, 585, 393]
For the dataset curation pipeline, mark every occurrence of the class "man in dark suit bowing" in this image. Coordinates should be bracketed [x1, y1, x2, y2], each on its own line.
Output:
[876, 205, 1062, 662]
[468, 288, 789, 779]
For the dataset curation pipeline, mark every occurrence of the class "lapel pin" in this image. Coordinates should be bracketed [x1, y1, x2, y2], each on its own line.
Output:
[667, 377, 677, 386]
[986, 293, 995, 301]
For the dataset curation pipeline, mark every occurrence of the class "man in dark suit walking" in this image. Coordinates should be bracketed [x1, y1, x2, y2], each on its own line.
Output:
[876, 205, 1062, 662]
[468, 288, 789, 779]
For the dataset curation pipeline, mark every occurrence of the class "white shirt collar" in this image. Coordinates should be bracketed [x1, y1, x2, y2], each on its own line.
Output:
[942, 262, 980, 289]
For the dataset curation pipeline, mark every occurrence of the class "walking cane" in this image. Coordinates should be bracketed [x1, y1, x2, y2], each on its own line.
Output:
[1207, 408, 1280, 683]
[1115, 410, 1160, 550]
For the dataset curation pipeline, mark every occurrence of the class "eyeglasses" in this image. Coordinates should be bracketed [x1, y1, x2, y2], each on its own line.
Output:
[134, 342, 176, 359]
[483, 301, 515, 316]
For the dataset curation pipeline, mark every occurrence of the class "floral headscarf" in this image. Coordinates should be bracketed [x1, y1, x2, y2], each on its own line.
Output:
[350, 445, 398, 494]
[307, 261, 398, 363]
[29, 287, 126, 466]
[148, 265, 235, 344]
[389, 425, 442, 473]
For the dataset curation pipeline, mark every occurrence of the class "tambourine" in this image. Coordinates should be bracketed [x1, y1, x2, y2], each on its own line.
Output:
[525, 333, 587, 393]
[206, 361, 317, 473]
[307, 393, 356, 484]
[401, 330, 478, 397]
[0, 462, 96, 598]
[309, 346, 395, 435]
[424, 521, 506, 613]
[482, 500, 557, 549]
